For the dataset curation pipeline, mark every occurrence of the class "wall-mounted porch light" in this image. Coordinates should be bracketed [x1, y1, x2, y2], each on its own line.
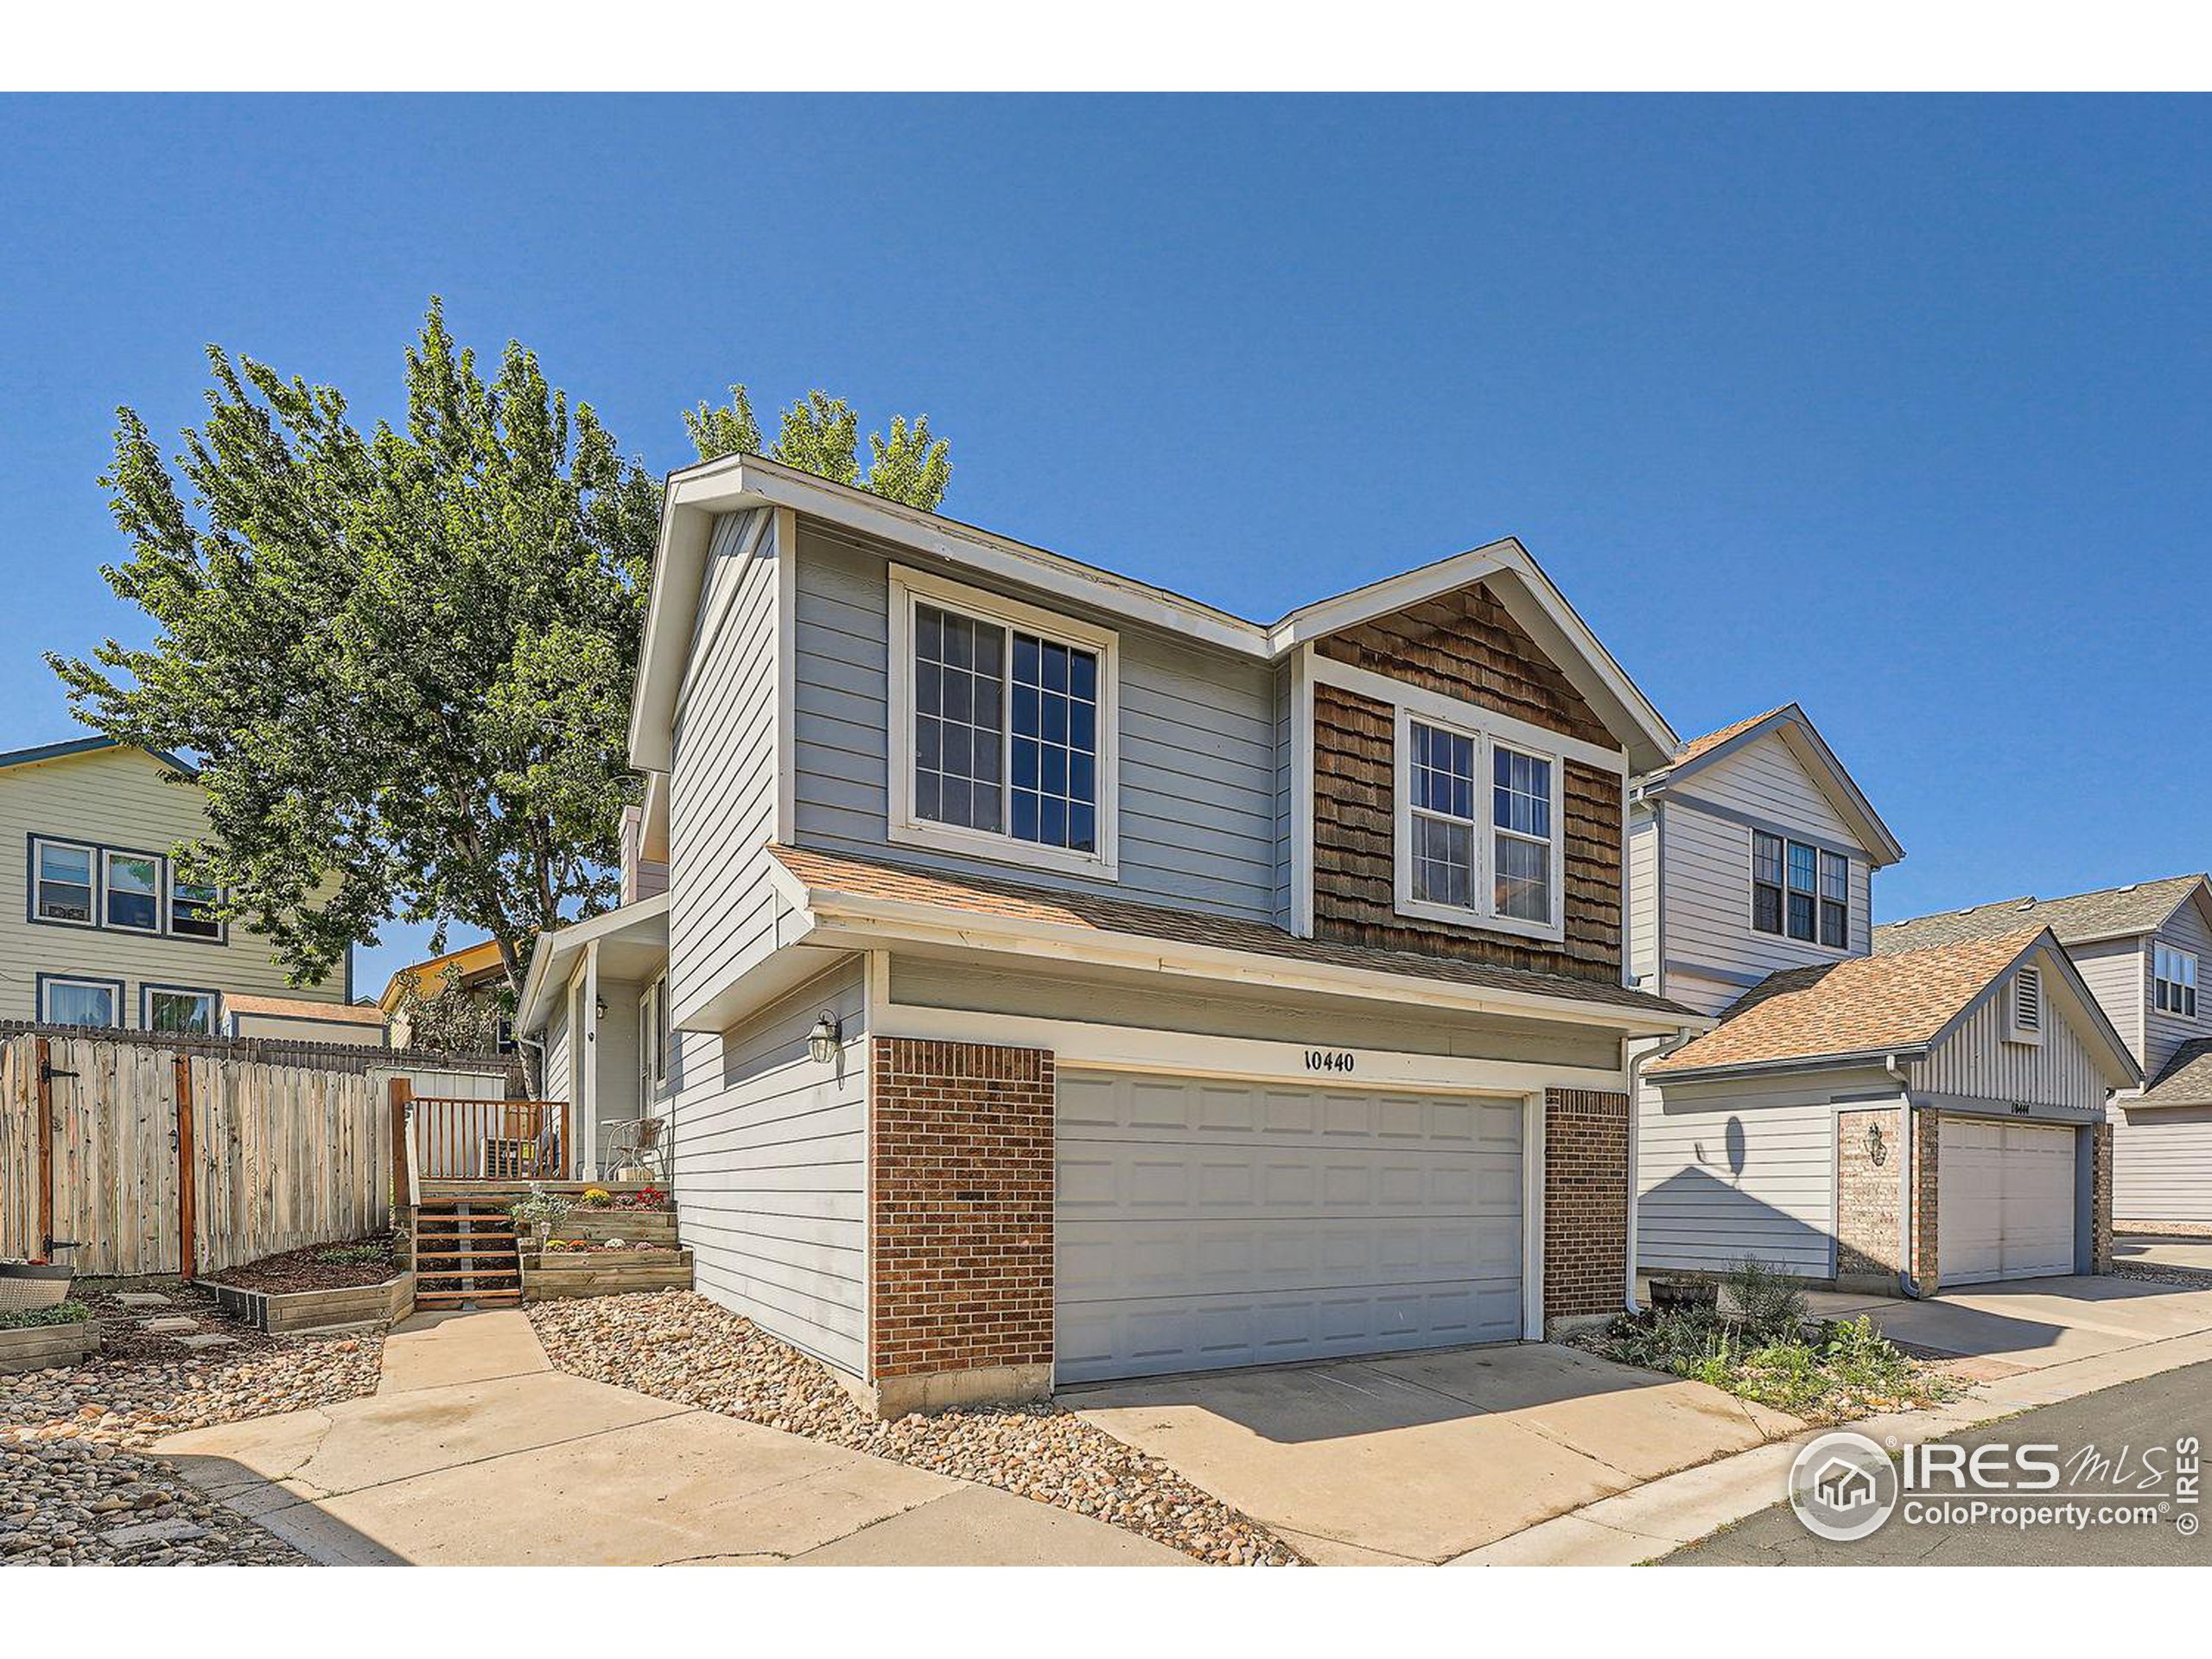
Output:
[807, 1010, 842, 1066]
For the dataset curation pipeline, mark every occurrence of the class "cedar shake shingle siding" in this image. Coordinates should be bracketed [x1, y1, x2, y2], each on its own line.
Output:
[1314, 580, 1615, 750]
[1311, 681, 1624, 982]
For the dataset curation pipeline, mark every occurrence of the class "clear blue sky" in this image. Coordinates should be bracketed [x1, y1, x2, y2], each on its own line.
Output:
[3, 94, 2205, 1000]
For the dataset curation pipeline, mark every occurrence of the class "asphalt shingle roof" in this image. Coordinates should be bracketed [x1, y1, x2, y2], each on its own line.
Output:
[1669, 705, 1794, 769]
[1874, 875, 2209, 954]
[771, 844, 1700, 1020]
[2139, 1038, 2212, 1109]
[1646, 929, 2045, 1076]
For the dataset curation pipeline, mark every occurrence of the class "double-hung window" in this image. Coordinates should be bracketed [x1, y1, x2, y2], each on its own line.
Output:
[1394, 711, 1562, 938]
[32, 839, 96, 925]
[170, 871, 224, 941]
[1752, 832, 1851, 950]
[2155, 943, 2199, 1020]
[891, 568, 1119, 877]
[102, 851, 161, 933]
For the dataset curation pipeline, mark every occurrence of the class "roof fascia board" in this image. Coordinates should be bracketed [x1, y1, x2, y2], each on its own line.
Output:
[1916, 931, 2140, 1088]
[1662, 706, 1904, 868]
[1652, 1045, 1932, 1085]
[779, 880, 1705, 1036]
[0, 736, 200, 780]
[516, 893, 671, 1034]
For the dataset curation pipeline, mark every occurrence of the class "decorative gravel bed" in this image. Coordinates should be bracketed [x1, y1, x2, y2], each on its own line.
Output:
[205, 1236, 401, 1294]
[528, 1290, 1306, 1567]
[2, 1280, 385, 1567]
[2113, 1261, 2212, 1287]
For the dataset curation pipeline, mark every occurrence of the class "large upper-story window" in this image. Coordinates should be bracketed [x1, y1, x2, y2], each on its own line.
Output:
[1394, 709, 1564, 939]
[1752, 831, 1849, 950]
[2155, 943, 2199, 1020]
[29, 834, 227, 943]
[889, 567, 1120, 879]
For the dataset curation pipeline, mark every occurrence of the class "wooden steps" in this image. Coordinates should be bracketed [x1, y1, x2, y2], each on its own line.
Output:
[409, 1195, 524, 1310]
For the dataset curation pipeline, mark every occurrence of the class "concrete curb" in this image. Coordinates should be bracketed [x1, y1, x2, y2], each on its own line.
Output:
[1448, 1325, 2212, 1566]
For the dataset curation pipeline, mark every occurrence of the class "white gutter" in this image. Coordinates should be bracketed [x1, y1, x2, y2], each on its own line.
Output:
[1623, 1027, 1702, 1313]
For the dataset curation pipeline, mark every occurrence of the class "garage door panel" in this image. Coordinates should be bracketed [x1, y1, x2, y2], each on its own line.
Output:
[1056, 1071, 1526, 1383]
[1938, 1118, 2077, 1287]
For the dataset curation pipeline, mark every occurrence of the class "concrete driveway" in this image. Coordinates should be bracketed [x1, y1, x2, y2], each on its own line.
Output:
[1063, 1343, 1802, 1566]
[157, 1311, 1184, 1567]
[2114, 1234, 2212, 1275]
[1807, 1273, 2212, 1381]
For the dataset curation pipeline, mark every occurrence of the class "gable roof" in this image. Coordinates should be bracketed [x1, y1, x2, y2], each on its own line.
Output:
[767, 842, 1700, 1030]
[1646, 702, 1905, 868]
[0, 735, 199, 779]
[378, 938, 508, 1013]
[1875, 874, 2212, 953]
[226, 992, 386, 1027]
[2138, 1038, 2212, 1109]
[629, 454, 1680, 775]
[1648, 925, 2137, 1087]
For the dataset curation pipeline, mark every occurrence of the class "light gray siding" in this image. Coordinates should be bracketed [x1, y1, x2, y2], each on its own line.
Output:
[592, 975, 645, 1151]
[667, 510, 782, 1023]
[2143, 900, 2212, 1084]
[1271, 659, 1294, 931]
[790, 527, 1280, 921]
[2069, 936, 2145, 1069]
[671, 954, 868, 1375]
[1910, 965, 2112, 1112]
[888, 956, 1621, 1071]
[1627, 806, 1658, 988]
[1638, 1070, 1884, 1278]
[1685, 729, 1857, 847]
[2114, 1103, 2212, 1224]
[543, 981, 574, 1107]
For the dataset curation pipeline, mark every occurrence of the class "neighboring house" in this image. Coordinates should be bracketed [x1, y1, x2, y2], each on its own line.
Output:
[0, 736, 362, 1040]
[521, 452, 1705, 1416]
[1631, 706, 2134, 1292]
[378, 937, 513, 1049]
[1875, 875, 2212, 1230]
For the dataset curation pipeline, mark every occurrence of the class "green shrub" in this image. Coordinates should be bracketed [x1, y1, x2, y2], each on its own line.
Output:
[0, 1300, 91, 1331]
[1724, 1255, 1809, 1342]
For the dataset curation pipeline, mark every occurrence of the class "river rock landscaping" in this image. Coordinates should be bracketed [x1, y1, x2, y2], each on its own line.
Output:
[2, 1280, 385, 1567]
[527, 1290, 1306, 1567]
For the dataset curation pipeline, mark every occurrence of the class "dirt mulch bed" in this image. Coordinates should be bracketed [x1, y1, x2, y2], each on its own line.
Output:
[204, 1236, 400, 1294]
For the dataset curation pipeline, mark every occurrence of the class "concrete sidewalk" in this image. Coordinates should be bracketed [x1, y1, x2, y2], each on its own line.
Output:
[157, 1310, 1185, 1567]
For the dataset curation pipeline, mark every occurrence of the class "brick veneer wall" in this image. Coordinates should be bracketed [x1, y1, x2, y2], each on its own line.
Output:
[868, 1039, 1055, 1387]
[1543, 1088, 1629, 1322]
[1834, 1106, 1903, 1287]
[1910, 1107, 1941, 1292]
[2091, 1121, 2114, 1273]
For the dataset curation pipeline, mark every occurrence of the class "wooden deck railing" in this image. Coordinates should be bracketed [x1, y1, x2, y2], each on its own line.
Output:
[404, 1091, 572, 1183]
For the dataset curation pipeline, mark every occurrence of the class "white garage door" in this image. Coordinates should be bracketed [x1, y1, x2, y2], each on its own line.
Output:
[1938, 1118, 2078, 1287]
[1054, 1071, 1525, 1384]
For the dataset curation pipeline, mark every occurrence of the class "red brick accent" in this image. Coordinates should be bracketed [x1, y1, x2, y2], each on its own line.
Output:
[1544, 1088, 1629, 1320]
[1834, 1107, 1904, 1287]
[1910, 1107, 1941, 1292]
[868, 1038, 1055, 1382]
[2091, 1121, 2113, 1273]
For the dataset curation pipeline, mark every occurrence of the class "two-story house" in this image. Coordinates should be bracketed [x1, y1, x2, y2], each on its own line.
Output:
[0, 736, 377, 1044]
[1631, 706, 2135, 1294]
[1875, 875, 2212, 1231]
[525, 453, 1707, 1416]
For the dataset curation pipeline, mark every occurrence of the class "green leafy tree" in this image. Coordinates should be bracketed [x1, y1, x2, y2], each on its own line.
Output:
[685, 385, 951, 510]
[390, 961, 506, 1053]
[49, 301, 661, 994]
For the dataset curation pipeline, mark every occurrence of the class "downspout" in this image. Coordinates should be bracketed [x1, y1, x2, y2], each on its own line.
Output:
[1623, 1026, 1700, 1313]
[1886, 1053, 1928, 1299]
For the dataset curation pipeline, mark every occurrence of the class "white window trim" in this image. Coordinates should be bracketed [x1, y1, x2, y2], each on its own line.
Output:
[2154, 943, 2199, 1022]
[887, 563, 1121, 880]
[29, 836, 99, 929]
[101, 848, 164, 936]
[1748, 832, 1855, 956]
[143, 984, 221, 1036]
[168, 869, 228, 944]
[640, 973, 669, 1089]
[40, 973, 124, 1027]
[1390, 704, 1567, 944]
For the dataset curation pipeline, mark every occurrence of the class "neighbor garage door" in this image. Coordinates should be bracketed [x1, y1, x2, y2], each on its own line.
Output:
[1937, 1118, 2077, 1287]
[1054, 1071, 1524, 1384]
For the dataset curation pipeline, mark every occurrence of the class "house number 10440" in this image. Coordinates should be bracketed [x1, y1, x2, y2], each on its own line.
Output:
[1304, 1049, 1357, 1074]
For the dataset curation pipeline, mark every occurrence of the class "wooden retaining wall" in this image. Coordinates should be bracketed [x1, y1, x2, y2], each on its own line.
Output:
[0, 1320, 98, 1375]
[523, 1249, 694, 1301]
[203, 1272, 415, 1335]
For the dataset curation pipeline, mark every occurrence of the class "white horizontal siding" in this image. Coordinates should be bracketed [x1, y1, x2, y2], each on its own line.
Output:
[1627, 807, 1658, 988]
[791, 528, 1280, 920]
[1637, 1075, 1857, 1278]
[2113, 1103, 2212, 1225]
[1684, 729, 1856, 845]
[671, 955, 868, 1376]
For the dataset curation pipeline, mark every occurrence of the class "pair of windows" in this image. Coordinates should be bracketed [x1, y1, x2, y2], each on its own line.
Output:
[893, 570, 1117, 876]
[1753, 832, 1850, 950]
[1402, 717, 1559, 930]
[37, 976, 218, 1034]
[2155, 943, 2199, 1020]
[32, 837, 223, 942]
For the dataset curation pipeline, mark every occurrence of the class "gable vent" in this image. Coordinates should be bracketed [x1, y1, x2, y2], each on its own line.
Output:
[2013, 967, 2043, 1033]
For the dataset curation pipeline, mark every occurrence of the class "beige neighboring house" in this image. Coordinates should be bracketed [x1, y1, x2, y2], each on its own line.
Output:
[378, 937, 514, 1049]
[0, 735, 374, 1045]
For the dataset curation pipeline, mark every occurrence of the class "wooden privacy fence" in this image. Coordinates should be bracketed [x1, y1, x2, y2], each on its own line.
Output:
[0, 1031, 391, 1277]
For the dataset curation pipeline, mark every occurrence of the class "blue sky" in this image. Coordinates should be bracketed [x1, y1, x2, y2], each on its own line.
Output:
[2, 94, 2206, 1001]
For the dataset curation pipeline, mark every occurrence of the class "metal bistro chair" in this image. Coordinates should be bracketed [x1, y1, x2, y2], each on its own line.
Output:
[601, 1114, 668, 1184]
